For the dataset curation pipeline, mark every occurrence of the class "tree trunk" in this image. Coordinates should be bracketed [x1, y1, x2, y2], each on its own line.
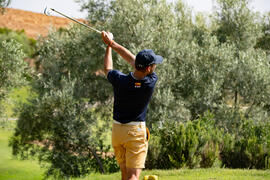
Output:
[234, 90, 238, 108]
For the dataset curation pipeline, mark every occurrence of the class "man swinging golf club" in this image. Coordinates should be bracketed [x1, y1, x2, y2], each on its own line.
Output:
[101, 31, 163, 180]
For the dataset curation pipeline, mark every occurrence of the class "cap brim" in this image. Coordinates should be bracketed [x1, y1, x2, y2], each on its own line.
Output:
[154, 55, 163, 64]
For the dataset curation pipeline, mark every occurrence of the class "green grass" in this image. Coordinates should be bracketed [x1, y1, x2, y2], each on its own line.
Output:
[83, 169, 270, 180]
[1, 86, 34, 118]
[1, 128, 270, 180]
[0, 130, 45, 180]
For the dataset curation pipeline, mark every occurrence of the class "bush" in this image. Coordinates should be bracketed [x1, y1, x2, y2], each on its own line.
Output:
[147, 112, 222, 169]
[148, 111, 270, 170]
[145, 135, 163, 169]
[220, 116, 270, 169]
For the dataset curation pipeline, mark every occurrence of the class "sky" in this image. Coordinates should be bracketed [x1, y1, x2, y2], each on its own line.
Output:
[9, 0, 270, 19]
[9, 0, 88, 18]
[182, 0, 270, 14]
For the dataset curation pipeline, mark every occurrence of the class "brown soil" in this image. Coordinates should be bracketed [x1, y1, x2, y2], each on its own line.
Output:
[0, 8, 85, 39]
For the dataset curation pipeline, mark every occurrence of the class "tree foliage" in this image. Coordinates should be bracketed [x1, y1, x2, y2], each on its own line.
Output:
[0, 39, 27, 105]
[0, 28, 35, 117]
[0, 28, 37, 58]
[212, 0, 270, 123]
[0, 0, 9, 6]
[213, 0, 262, 50]
[10, 26, 118, 178]
[256, 12, 270, 53]
[0, 0, 10, 13]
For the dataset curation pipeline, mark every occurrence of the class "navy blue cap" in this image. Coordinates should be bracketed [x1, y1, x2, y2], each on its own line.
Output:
[135, 49, 163, 68]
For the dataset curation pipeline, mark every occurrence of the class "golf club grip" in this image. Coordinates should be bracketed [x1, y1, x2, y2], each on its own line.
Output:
[50, 8, 101, 34]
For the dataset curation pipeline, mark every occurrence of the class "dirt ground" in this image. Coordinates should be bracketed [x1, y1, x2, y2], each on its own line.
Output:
[0, 8, 86, 38]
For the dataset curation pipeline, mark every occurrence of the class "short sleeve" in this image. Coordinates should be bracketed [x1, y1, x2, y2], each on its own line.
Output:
[147, 72, 158, 86]
[107, 70, 121, 85]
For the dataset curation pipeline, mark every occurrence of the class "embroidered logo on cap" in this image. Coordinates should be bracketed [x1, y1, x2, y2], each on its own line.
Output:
[135, 82, 141, 88]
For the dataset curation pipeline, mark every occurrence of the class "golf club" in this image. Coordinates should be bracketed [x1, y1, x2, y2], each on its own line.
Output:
[44, 6, 101, 34]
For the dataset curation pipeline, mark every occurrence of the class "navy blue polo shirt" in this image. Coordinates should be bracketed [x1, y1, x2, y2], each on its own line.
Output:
[107, 70, 158, 124]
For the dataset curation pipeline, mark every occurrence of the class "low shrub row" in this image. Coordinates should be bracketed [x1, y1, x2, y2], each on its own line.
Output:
[146, 112, 270, 170]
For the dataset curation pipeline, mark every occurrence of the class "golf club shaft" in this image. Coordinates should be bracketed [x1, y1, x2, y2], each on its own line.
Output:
[50, 8, 101, 34]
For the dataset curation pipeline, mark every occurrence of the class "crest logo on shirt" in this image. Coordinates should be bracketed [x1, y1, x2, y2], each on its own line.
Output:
[135, 82, 141, 88]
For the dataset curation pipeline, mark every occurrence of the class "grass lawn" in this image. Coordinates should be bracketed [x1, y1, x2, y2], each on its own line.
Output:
[0, 130, 45, 180]
[1, 86, 34, 118]
[1, 128, 270, 180]
[86, 168, 270, 180]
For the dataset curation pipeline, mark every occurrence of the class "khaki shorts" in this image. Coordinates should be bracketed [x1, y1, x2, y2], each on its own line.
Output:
[112, 122, 148, 169]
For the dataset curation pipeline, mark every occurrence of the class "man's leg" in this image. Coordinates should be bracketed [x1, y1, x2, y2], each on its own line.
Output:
[119, 162, 128, 180]
[126, 168, 142, 180]
[125, 125, 148, 180]
[112, 123, 128, 179]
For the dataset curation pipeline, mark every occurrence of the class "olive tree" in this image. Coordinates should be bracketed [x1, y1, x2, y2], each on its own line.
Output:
[0, 39, 27, 115]
[256, 12, 270, 53]
[0, 0, 10, 6]
[212, 0, 270, 127]
[0, 0, 10, 13]
[10, 27, 118, 179]
[0, 28, 37, 58]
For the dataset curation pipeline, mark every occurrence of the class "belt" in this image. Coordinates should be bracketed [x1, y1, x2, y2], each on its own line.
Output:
[113, 120, 145, 126]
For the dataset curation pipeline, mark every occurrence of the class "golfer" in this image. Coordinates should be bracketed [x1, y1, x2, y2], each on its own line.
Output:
[101, 31, 163, 180]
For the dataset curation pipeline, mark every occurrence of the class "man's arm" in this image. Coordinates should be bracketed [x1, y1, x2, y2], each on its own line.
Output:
[110, 41, 135, 69]
[104, 45, 113, 76]
[101, 31, 135, 69]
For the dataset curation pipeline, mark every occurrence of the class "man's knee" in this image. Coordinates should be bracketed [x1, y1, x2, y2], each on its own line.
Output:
[127, 168, 141, 180]
[127, 174, 140, 180]
[128, 174, 139, 180]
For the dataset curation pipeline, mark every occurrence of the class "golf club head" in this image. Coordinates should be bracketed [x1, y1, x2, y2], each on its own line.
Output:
[44, 6, 52, 16]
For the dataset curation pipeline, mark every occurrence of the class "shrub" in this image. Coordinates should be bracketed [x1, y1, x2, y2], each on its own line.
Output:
[220, 116, 270, 169]
[145, 135, 163, 169]
[148, 112, 222, 169]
